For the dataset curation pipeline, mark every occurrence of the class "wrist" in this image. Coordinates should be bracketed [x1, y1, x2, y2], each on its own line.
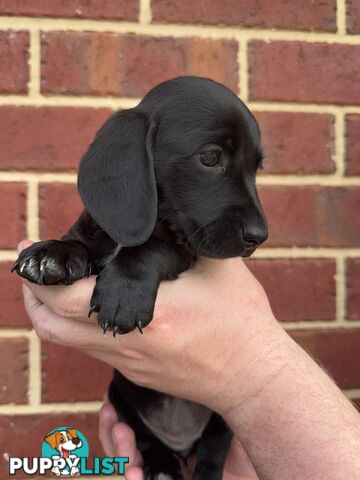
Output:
[210, 318, 291, 418]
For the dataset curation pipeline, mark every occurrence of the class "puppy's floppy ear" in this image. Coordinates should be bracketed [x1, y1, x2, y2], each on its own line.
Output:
[78, 109, 157, 246]
[44, 431, 60, 450]
[66, 428, 77, 439]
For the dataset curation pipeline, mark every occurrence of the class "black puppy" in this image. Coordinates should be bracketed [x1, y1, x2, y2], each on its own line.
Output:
[13, 76, 267, 479]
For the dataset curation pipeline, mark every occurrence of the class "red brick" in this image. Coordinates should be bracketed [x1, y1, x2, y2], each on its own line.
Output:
[0, 337, 28, 404]
[259, 186, 360, 247]
[291, 328, 360, 389]
[346, 259, 360, 320]
[0, 107, 111, 171]
[345, 115, 360, 175]
[347, 0, 360, 33]
[0, 0, 138, 20]
[41, 32, 239, 97]
[0, 413, 103, 478]
[39, 183, 83, 239]
[352, 398, 360, 411]
[249, 41, 360, 105]
[247, 259, 336, 321]
[0, 262, 30, 328]
[0, 30, 29, 93]
[256, 112, 335, 174]
[152, 0, 336, 31]
[0, 183, 27, 248]
[42, 341, 112, 402]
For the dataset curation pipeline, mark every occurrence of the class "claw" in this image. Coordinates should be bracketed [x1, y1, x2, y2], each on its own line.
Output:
[137, 321, 143, 334]
[39, 258, 46, 285]
[11, 260, 20, 273]
[38, 260, 45, 285]
[86, 264, 92, 277]
[102, 321, 109, 335]
[88, 305, 97, 318]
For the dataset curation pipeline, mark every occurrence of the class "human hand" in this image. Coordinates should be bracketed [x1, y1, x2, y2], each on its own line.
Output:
[98, 400, 259, 480]
[19, 239, 285, 416]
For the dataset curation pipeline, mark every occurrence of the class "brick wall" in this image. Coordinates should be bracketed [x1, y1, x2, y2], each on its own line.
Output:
[0, 0, 359, 471]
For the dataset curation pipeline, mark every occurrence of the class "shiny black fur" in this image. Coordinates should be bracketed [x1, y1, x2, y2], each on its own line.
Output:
[13, 77, 268, 479]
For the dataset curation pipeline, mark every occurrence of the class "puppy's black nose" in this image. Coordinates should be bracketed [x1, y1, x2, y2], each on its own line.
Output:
[72, 437, 80, 445]
[242, 225, 268, 247]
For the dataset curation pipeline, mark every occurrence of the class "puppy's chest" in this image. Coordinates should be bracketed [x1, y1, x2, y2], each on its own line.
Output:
[138, 397, 212, 452]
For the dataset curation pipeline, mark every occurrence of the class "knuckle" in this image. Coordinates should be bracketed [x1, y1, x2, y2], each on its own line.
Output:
[32, 317, 63, 346]
[32, 317, 51, 341]
[121, 348, 144, 361]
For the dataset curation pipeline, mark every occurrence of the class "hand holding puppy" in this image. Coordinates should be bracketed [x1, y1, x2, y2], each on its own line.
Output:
[19, 240, 276, 416]
[19, 240, 360, 479]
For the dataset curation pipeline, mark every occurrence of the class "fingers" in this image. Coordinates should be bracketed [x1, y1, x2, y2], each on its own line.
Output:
[112, 422, 143, 467]
[125, 466, 144, 480]
[23, 276, 97, 321]
[113, 425, 143, 480]
[224, 437, 259, 480]
[17, 240, 96, 321]
[99, 402, 118, 456]
[99, 401, 143, 480]
[23, 284, 120, 349]
[18, 239, 34, 251]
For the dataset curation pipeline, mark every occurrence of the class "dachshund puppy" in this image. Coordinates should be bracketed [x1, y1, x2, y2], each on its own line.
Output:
[13, 76, 268, 479]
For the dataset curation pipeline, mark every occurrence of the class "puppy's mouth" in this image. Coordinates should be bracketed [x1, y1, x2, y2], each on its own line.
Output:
[197, 243, 257, 259]
[190, 233, 258, 259]
[185, 221, 259, 259]
[61, 448, 70, 458]
[166, 216, 262, 259]
[241, 245, 257, 257]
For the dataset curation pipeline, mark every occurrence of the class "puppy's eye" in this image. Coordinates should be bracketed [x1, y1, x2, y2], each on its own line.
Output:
[198, 150, 221, 167]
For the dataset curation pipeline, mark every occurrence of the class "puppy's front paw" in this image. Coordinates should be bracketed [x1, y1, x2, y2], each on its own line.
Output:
[12, 240, 91, 285]
[90, 264, 158, 335]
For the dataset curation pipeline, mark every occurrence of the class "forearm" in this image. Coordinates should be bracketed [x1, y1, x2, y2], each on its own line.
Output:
[221, 323, 360, 479]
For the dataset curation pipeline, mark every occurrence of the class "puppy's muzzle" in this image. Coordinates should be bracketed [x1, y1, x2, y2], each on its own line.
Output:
[240, 223, 268, 255]
[241, 224, 268, 246]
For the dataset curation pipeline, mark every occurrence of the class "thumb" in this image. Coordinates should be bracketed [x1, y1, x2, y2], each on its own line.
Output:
[17, 240, 34, 253]
[224, 437, 258, 479]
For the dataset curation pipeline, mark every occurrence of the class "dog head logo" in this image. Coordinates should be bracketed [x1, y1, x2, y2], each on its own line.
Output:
[42, 427, 89, 476]
[44, 428, 82, 458]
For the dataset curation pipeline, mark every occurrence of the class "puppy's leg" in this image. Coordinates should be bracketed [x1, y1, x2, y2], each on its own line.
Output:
[109, 376, 183, 480]
[143, 445, 183, 480]
[12, 210, 115, 285]
[90, 236, 192, 335]
[192, 413, 232, 480]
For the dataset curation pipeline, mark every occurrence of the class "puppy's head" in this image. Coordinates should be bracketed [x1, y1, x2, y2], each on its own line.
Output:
[79, 76, 267, 258]
[44, 428, 82, 458]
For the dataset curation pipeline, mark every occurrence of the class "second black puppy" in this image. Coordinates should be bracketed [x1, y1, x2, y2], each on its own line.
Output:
[13, 76, 268, 479]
